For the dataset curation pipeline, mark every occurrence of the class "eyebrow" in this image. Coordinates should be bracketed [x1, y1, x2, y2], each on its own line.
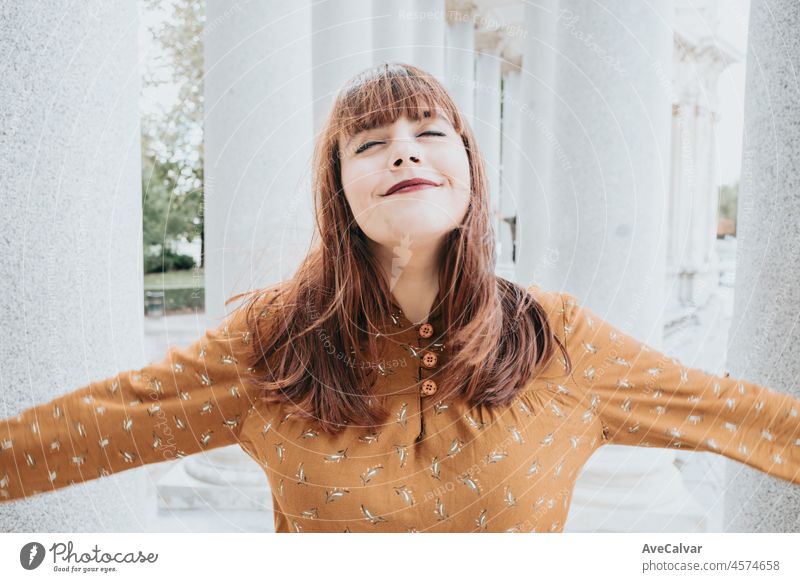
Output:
[343, 110, 454, 152]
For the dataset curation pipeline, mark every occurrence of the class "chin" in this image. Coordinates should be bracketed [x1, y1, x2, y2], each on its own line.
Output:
[377, 219, 457, 244]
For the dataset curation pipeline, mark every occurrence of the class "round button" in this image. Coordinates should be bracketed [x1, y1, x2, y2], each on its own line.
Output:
[420, 379, 438, 396]
[421, 351, 438, 369]
[418, 323, 434, 338]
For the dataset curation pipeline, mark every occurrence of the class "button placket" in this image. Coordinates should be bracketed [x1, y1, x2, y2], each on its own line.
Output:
[414, 318, 450, 444]
[416, 325, 439, 395]
[385, 299, 447, 444]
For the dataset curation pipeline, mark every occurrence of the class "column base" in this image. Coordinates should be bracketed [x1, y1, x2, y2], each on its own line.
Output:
[155, 458, 273, 511]
[565, 501, 707, 533]
[564, 446, 709, 533]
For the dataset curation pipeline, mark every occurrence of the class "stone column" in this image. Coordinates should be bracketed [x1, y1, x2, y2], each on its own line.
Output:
[527, 0, 707, 533]
[445, 4, 477, 129]
[312, 0, 373, 135]
[516, 0, 560, 288]
[157, 0, 314, 511]
[0, 1, 146, 531]
[413, 0, 446, 83]
[723, 0, 800, 533]
[667, 30, 739, 309]
[204, 0, 314, 321]
[372, 0, 416, 67]
[474, 31, 505, 274]
[499, 64, 522, 278]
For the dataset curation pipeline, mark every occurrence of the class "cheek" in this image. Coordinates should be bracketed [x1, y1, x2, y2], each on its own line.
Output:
[438, 145, 471, 190]
[341, 162, 378, 225]
[340, 162, 356, 194]
[341, 162, 365, 201]
[457, 149, 471, 186]
[448, 149, 471, 220]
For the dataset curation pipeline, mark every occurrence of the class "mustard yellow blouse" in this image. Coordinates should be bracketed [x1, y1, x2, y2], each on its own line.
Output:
[2, 284, 799, 532]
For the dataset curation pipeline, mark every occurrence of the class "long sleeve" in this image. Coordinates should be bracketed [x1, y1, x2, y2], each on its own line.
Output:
[0, 301, 262, 503]
[560, 291, 800, 486]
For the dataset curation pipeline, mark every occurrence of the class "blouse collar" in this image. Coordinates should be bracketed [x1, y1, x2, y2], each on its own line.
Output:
[385, 286, 445, 329]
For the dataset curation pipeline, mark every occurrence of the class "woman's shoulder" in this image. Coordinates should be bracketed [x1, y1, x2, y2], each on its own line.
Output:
[219, 281, 289, 339]
[524, 283, 570, 320]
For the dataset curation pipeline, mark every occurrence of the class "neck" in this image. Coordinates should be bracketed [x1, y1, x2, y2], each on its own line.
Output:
[369, 237, 442, 325]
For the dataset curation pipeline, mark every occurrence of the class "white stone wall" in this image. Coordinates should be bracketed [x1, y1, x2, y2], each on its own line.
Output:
[0, 1, 148, 531]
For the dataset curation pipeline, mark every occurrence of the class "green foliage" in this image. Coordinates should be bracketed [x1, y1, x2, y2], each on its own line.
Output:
[717, 181, 739, 236]
[144, 268, 204, 290]
[143, 249, 196, 274]
[141, 154, 203, 256]
[718, 181, 738, 220]
[141, 0, 205, 269]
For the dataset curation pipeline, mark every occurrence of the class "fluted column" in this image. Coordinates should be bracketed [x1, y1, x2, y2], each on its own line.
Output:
[516, 0, 560, 288]
[475, 31, 504, 273]
[523, 0, 706, 533]
[312, 0, 373, 135]
[667, 31, 739, 307]
[0, 1, 146, 531]
[499, 63, 522, 278]
[413, 0, 446, 82]
[204, 0, 314, 321]
[445, 4, 477, 128]
[372, 0, 416, 66]
[723, 0, 800, 532]
[159, 0, 314, 512]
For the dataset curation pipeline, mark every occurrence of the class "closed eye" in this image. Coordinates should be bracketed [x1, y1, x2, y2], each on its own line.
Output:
[354, 131, 447, 154]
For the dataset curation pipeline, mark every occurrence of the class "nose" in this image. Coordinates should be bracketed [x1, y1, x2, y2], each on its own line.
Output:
[394, 155, 420, 166]
[390, 137, 422, 167]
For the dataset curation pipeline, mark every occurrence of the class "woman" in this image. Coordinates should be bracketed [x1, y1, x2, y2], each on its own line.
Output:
[2, 63, 799, 533]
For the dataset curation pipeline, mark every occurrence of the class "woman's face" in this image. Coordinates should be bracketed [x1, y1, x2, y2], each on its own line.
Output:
[338, 108, 471, 253]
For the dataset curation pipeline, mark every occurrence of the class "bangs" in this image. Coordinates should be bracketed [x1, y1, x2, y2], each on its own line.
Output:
[334, 64, 462, 145]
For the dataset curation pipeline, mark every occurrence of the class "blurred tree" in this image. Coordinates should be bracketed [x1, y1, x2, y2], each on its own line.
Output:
[141, 0, 205, 268]
[717, 181, 739, 237]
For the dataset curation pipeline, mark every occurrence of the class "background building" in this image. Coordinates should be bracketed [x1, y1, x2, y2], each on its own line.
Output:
[3, 0, 798, 533]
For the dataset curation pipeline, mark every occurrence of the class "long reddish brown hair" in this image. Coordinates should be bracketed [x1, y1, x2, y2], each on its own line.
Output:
[230, 63, 571, 434]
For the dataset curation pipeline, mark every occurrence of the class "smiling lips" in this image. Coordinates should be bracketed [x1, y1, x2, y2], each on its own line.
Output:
[383, 178, 440, 196]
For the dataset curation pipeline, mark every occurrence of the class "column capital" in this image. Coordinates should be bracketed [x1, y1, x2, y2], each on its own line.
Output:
[673, 31, 741, 111]
[501, 53, 521, 76]
[674, 31, 742, 74]
[445, 0, 479, 25]
[475, 28, 508, 56]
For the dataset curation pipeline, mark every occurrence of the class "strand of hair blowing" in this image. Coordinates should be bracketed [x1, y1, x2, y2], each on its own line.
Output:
[227, 63, 571, 434]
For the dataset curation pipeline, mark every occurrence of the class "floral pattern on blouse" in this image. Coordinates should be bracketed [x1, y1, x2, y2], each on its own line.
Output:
[2, 284, 799, 532]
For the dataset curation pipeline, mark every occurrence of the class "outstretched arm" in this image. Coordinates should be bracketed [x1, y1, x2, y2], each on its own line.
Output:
[561, 291, 800, 485]
[0, 298, 264, 503]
